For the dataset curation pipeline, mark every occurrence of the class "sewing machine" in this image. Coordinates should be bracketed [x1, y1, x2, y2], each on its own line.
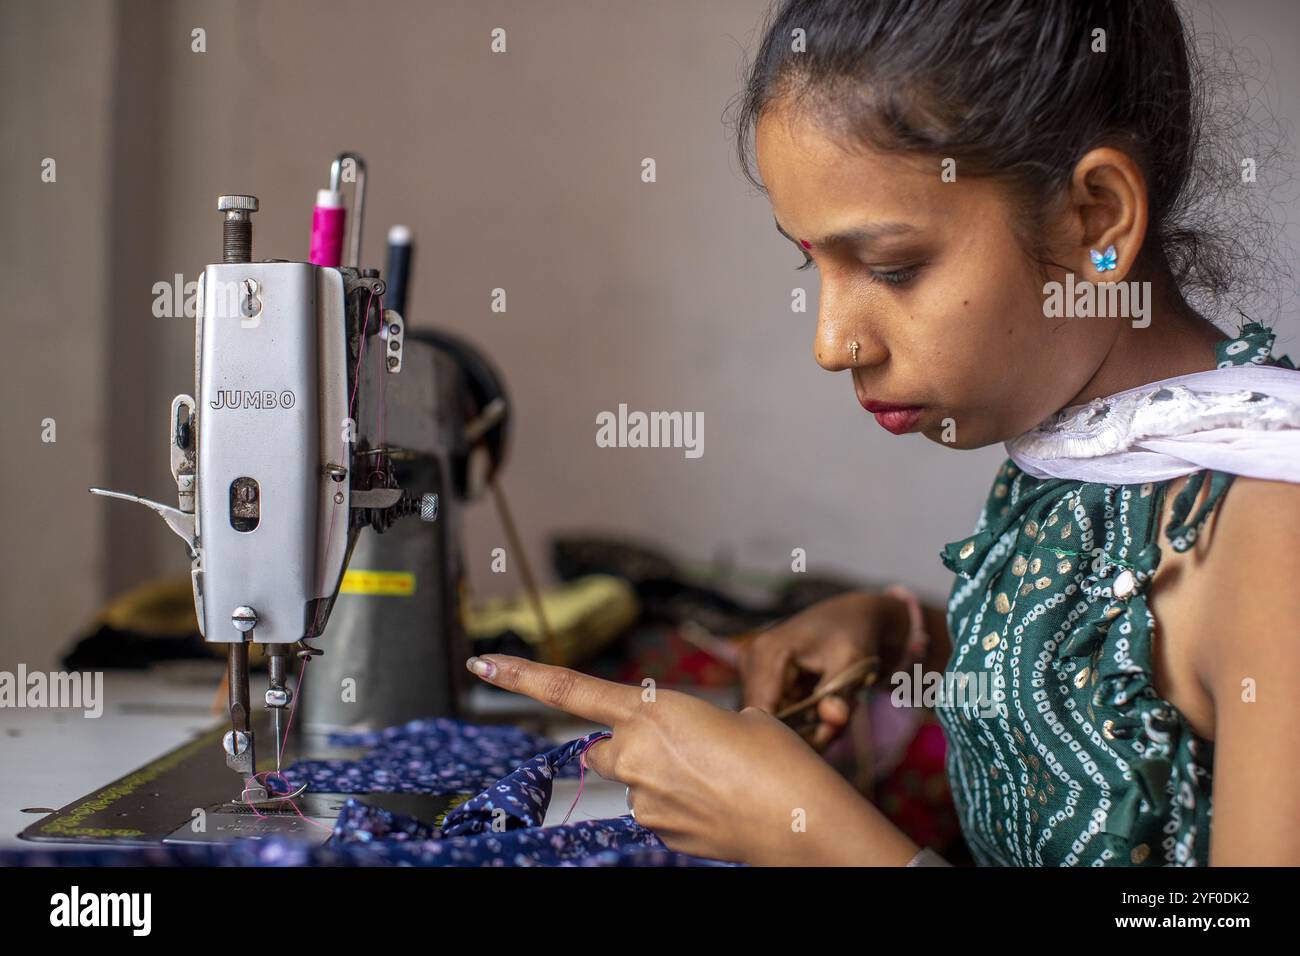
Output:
[89, 156, 501, 806]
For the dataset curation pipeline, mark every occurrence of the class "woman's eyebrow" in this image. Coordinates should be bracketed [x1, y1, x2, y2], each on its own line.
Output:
[773, 216, 916, 248]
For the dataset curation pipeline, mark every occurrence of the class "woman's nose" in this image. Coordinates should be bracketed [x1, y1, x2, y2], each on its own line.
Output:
[814, 314, 879, 373]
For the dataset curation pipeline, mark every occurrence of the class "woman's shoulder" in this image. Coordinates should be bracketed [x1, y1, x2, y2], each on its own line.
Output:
[1166, 471, 1300, 560]
[1160, 472, 1300, 693]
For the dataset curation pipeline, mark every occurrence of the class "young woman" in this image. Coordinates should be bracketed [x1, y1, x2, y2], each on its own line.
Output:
[466, 0, 1300, 866]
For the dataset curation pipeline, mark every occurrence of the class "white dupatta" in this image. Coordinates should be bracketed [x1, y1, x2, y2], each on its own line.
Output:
[1005, 364, 1300, 485]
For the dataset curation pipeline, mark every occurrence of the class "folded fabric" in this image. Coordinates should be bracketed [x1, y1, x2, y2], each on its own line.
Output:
[330, 731, 731, 866]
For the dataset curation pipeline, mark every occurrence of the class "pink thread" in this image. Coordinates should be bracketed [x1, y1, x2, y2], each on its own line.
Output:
[302, 287, 371, 646]
[241, 769, 333, 832]
[269, 290, 374, 771]
[251, 287, 389, 829]
[301, 286, 374, 647]
[559, 734, 610, 826]
[309, 204, 346, 267]
[305, 505, 338, 641]
[347, 290, 376, 419]
[373, 294, 388, 480]
[277, 653, 310, 765]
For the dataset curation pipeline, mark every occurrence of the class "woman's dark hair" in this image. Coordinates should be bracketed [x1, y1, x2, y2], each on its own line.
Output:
[730, 0, 1291, 325]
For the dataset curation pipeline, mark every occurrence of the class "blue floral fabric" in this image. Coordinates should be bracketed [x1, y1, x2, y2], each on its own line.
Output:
[324, 730, 729, 866]
[1, 721, 734, 867]
[277, 717, 563, 795]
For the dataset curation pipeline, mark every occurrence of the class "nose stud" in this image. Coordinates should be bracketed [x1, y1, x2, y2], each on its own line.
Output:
[849, 341, 859, 364]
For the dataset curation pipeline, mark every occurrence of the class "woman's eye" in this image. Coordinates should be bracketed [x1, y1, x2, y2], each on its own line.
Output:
[793, 253, 921, 284]
[869, 265, 920, 286]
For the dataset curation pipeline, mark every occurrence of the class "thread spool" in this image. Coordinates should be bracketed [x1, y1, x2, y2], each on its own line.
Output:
[310, 188, 346, 267]
[384, 224, 413, 316]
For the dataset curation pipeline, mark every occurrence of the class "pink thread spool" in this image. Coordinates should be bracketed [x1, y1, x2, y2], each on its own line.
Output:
[309, 189, 346, 266]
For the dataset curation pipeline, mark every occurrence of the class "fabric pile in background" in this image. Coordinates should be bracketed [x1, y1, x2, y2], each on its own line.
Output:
[0, 719, 733, 867]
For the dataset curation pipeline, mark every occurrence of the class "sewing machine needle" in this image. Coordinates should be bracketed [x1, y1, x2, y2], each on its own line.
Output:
[273, 708, 283, 772]
[267, 645, 290, 774]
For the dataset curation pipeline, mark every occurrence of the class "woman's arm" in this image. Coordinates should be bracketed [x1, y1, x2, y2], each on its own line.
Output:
[917, 599, 953, 676]
[848, 590, 953, 678]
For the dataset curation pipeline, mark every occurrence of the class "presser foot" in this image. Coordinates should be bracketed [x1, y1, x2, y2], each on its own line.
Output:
[234, 781, 309, 810]
[239, 779, 271, 803]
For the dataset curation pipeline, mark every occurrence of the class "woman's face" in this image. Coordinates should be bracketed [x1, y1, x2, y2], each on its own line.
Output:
[755, 103, 1112, 449]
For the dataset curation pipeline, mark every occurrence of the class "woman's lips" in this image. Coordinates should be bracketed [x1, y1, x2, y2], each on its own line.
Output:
[859, 398, 923, 435]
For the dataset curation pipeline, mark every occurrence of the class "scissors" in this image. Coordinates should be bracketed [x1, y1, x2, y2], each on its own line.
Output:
[775, 655, 880, 737]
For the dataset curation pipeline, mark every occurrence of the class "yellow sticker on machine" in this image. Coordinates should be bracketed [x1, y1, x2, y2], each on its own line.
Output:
[339, 570, 416, 596]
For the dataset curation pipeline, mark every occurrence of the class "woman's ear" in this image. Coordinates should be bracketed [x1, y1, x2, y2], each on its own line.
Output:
[1063, 146, 1149, 284]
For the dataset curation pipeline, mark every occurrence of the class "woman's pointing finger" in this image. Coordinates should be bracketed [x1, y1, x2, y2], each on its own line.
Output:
[466, 654, 639, 727]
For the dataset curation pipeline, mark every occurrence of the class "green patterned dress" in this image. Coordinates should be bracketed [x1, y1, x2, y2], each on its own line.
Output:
[934, 323, 1295, 866]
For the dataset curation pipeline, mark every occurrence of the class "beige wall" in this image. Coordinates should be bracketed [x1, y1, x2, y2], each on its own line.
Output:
[1, 0, 115, 670]
[2, 0, 1296, 671]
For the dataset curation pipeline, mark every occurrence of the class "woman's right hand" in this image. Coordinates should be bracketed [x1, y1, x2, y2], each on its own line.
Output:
[739, 590, 907, 750]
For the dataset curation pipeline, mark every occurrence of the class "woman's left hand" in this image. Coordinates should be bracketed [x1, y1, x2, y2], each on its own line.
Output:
[465, 654, 916, 866]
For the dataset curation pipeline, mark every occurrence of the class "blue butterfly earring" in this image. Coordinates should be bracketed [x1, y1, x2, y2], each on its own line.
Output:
[1090, 244, 1118, 273]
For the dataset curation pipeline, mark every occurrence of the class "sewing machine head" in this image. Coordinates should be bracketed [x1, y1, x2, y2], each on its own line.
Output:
[91, 182, 444, 804]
